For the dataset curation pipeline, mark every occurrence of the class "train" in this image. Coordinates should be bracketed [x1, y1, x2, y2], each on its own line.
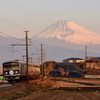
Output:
[2, 59, 40, 82]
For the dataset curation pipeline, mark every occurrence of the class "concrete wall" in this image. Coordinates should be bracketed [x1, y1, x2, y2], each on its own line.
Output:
[84, 75, 100, 78]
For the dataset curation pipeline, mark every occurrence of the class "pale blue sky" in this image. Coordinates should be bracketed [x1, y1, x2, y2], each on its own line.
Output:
[0, 0, 100, 38]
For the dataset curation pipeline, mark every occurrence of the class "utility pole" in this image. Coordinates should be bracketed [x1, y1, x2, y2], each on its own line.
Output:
[44, 52, 46, 77]
[10, 31, 30, 84]
[39, 57, 40, 65]
[25, 31, 29, 84]
[85, 46, 87, 60]
[41, 44, 44, 80]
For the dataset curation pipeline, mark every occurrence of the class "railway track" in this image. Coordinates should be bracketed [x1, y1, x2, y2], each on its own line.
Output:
[51, 78, 100, 86]
[0, 79, 42, 90]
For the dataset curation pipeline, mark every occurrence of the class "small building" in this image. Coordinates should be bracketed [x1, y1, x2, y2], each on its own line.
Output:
[63, 57, 85, 63]
[86, 62, 100, 69]
[85, 57, 100, 69]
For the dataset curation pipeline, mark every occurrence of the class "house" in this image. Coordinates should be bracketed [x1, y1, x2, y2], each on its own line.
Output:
[63, 57, 85, 63]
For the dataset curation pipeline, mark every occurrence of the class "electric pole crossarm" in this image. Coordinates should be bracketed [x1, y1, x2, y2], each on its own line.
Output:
[31, 53, 41, 55]
[10, 44, 31, 46]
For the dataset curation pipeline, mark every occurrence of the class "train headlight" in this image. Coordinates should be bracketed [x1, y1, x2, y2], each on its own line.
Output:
[15, 71, 18, 74]
[5, 72, 8, 74]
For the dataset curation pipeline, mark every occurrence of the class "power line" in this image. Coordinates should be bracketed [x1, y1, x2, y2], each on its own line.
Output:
[12, 49, 24, 55]
[30, 50, 41, 56]
[12, 38, 25, 45]
[76, 50, 84, 57]
[0, 32, 26, 55]
[0, 47, 23, 55]
[0, 32, 26, 54]
[30, 40, 40, 51]
[30, 36, 42, 45]
[0, 18, 24, 30]
[0, 31, 25, 40]
[0, 14, 28, 30]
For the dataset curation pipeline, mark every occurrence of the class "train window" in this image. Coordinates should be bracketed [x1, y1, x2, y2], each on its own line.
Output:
[11, 66, 19, 70]
[3, 62, 19, 71]
[4, 66, 19, 71]
[4, 67, 11, 71]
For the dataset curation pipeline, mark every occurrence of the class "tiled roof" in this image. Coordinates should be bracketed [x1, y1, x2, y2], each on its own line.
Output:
[63, 57, 84, 61]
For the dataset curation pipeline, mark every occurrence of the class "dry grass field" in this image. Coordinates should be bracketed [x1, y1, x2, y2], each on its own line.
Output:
[0, 78, 100, 100]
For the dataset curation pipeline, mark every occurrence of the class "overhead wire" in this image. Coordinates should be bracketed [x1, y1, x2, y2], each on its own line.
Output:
[0, 18, 24, 30]
[0, 31, 25, 54]
[0, 47, 23, 55]
[0, 14, 27, 30]
[76, 50, 84, 58]
[0, 31, 25, 40]
[30, 32, 43, 45]
[30, 35, 55, 57]
[0, 31, 26, 55]
[12, 49, 25, 55]
[9, 38, 26, 55]
[30, 50, 41, 56]
[0, 14, 42, 60]
[31, 38, 42, 45]
[0, 14, 33, 60]
[0, 14, 29, 41]
[29, 40, 40, 51]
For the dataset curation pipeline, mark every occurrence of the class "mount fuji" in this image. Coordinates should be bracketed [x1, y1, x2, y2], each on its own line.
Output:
[33, 20, 100, 61]
[36, 20, 100, 45]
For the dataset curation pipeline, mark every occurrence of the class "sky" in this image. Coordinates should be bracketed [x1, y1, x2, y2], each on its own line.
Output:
[0, 0, 100, 38]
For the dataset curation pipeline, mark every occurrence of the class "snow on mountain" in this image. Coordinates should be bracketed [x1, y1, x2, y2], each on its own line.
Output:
[36, 20, 100, 45]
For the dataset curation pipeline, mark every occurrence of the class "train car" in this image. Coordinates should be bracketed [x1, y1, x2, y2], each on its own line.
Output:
[2, 60, 40, 82]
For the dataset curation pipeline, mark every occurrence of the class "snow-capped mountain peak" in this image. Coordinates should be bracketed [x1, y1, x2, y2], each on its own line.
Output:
[36, 20, 100, 45]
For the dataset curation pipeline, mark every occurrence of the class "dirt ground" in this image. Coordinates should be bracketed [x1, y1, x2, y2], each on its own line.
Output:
[0, 78, 100, 100]
[15, 90, 100, 100]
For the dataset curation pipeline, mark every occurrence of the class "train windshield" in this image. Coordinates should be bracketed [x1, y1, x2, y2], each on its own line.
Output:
[3, 62, 19, 71]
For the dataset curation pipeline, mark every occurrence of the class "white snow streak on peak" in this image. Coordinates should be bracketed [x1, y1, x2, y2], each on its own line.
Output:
[37, 20, 100, 45]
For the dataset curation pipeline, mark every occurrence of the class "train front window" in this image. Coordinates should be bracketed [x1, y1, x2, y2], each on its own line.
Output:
[3, 62, 19, 71]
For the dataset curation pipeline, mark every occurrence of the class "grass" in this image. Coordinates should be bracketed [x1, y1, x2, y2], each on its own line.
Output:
[0, 77, 5, 80]
[1, 96, 9, 100]
[24, 89, 31, 94]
